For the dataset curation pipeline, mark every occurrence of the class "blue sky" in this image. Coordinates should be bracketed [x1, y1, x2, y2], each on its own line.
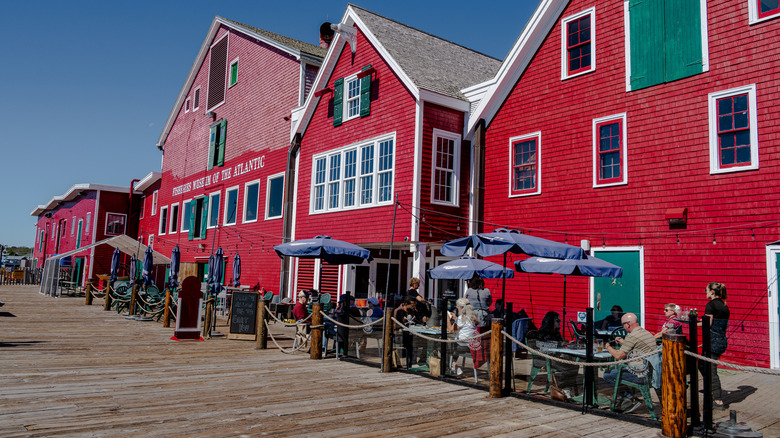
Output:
[0, 0, 538, 247]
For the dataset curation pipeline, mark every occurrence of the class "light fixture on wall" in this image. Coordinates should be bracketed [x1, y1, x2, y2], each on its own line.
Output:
[665, 207, 688, 227]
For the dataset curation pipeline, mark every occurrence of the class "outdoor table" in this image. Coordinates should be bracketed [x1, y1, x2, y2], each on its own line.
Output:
[406, 325, 453, 372]
[549, 347, 614, 405]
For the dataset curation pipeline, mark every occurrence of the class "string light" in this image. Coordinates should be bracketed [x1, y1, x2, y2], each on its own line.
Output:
[752, 229, 755, 240]
[677, 234, 680, 245]
[713, 234, 717, 245]
[602, 237, 606, 248]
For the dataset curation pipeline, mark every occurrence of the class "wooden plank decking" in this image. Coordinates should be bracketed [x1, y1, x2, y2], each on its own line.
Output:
[0, 285, 759, 436]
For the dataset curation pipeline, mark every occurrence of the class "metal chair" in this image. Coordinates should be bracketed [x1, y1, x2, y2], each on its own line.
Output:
[609, 353, 660, 419]
[569, 320, 587, 342]
[610, 327, 628, 341]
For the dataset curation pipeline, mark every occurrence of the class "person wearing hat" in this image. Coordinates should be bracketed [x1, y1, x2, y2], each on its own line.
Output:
[293, 290, 310, 321]
[366, 297, 384, 321]
[358, 297, 385, 354]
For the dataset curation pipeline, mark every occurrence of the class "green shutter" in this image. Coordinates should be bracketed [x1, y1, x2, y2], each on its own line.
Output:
[230, 62, 238, 86]
[207, 125, 217, 170]
[76, 221, 82, 249]
[217, 119, 226, 167]
[359, 65, 372, 117]
[201, 196, 209, 240]
[629, 0, 665, 90]
[221, 260, 226, 283]
[333, 77, 344, 127]
[664, 0, 702, 82]
[188, 201, 196, 241]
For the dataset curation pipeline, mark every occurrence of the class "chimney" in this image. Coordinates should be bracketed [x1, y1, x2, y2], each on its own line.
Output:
[319, 22, 334, 49]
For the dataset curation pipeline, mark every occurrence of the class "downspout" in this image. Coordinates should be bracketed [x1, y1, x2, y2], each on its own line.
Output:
[472, 119, 486, 235]
[279, 133, 301, 297]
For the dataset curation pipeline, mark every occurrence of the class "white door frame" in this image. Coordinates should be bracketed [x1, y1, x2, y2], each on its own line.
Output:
[590, 246, 646, 328]
[765, 245, 780, 368]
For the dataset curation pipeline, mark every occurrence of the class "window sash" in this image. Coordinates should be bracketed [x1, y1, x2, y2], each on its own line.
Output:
[758, 0, 780, 18]
[170, 204, 179, 234]
[717, 94, 751, 168]
[224, 188, 238, 225]
[345, 76, 361, 120]
[433, 136, 456, 203]
[181, 201, 191, 232]
[159, 207, 168, 235]
[567, 16, 591, 74]
[244, 183, 259, 223]
[208, 193, 220, 228]
[512, 139, 538, 193]
[266, 175, 284, 219]
[597, 121, 623, 183]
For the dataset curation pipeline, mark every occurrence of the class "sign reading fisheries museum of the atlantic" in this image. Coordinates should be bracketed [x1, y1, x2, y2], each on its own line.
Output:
[172, 155, 265, 197]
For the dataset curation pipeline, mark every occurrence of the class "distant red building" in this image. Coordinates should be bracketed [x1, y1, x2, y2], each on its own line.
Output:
[467, 0, 780, 367]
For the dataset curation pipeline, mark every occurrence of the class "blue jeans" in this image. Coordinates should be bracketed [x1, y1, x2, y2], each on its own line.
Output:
[603, 368, 645, 398]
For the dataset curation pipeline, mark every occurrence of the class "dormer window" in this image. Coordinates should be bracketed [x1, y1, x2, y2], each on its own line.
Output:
[333, 65, 373, 126]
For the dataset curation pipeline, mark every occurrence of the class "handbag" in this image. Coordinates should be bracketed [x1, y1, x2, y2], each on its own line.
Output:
[550, 372, 567, 402]
[428, 351, 441, 376]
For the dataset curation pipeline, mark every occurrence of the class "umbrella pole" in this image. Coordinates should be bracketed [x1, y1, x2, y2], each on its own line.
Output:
[501, 253, 507, 304]
[562, 275, 567, 339]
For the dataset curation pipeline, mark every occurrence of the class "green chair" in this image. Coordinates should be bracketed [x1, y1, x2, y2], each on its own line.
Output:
[569, 320, 587, 342]
[525, 334, 557, 394]
[263, 290, 274, 301]
[610, 327, 628, 341]
[610, 353, 660, 419]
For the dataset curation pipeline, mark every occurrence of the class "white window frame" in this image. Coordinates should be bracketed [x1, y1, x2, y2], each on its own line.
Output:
[181, 199, 191, 232]
[169, 202, 180, 234]
[148, 234, 154, 250]
[343, 73, 361, 122]
[71, 216, 76, 235]
[242, 179, 261, 224]
[193, 86, 201, 111]
[430, 129, 461, 207]
[592, 113, 628, 188]
[207, 191, 221, 229]
[561, 7, 596, 80]
[105, 212, 127, 236]
[508, 131, 542, 198]
[223, 185, 239, 226]
[265, 173, 285, 220]
[708, 84, 759, 174]
[76, 219, 83, 248]
[229, 57, 239, 88]
[151, 190, 158, 216]
[85, 212, 90, 234]
[749, 0, 780, 24]
[206, 32, 229, 113]
[185, 97, 191, 113]
[310, 132, 396, 214]
[159, 205, 168, 236]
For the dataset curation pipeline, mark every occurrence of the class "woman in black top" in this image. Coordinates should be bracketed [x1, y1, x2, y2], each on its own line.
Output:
[699, 282, 730, 410]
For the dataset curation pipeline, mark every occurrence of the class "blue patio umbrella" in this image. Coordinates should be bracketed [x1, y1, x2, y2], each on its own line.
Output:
[515, 254, 622, 331]
[211, 247, 224, 295]
[427, 256, 515, 280]
[232, 253, 241, 287]
[274, 235, 374, 265]
[109, 248, 120, 283]
[129, 254, 137, 284]
[142, 246, 154, 286]
[441, 228, 586, 303]
[168, 246, 180, 289]
[206, 253, 216, 286]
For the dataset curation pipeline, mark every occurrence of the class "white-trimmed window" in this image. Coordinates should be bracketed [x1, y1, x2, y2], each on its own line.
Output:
[333, 65, 372, 126]
[509, 132, 542, 197]
[207, 191, 221, 229]
[311, 133, 395, 213]
[181, 199, 191, 232]
[592, 113, 628, 187]
[185, 97, 191, 113]
[159, 205, 168, 235]
[344, 74, 361, 122]
[229, 57, 239, 88]
[223, 186, 239, 226]
[170, 203, 179, 234]
[431, 129, 461, 206]
[76, 219, 83, 249]
[193, 86, 201, 111]
[85, 212, 91, 234]
[39, 230, 44, 252]
[243, 180, 260, 224]
[71, 216, 76, 235]
[749, 0, 780, 23]
[148, 234, 154, 250]
[207, 33, 228, 111]
[151, 190, 158, 216]
[708, 84, 759, 174]
[105, 213, 126, 235]
[139, 197, 145, 220]
[265, 173, 284, 220]
[561, 7, 596, 80]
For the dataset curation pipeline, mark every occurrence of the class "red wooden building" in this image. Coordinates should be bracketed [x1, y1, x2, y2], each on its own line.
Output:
[287, 5, 500, 301]
[144, 16, 326, 291]
[465, 0, 780, 367]
[31, 183, 139, 286]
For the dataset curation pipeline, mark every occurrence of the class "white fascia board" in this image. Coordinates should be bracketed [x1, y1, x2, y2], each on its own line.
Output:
[134, 172, 162, 192]
[466, 0, 568, 135]
[32, 183, 134, 216]
[419, 89, 470, 113]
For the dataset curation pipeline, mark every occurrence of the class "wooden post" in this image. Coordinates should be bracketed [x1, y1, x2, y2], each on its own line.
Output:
[310, 303, 323, 360]
[163, 289, 172, 328]
[490, 318, 504, 398]
[382, 307, 394, 372]
[104, 283, 112, 311]
[255, 298, 267, 350]
[662, 333, 687, 438]
[129, 285, 138, 316]
[85, 281, 93, 305]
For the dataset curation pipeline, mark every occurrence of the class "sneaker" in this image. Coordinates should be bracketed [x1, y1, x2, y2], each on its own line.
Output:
[615, 397, 634, 412]
[624, 400, 643, 414]
[713, 401, 726, 411]
[455, 367, 463, 376]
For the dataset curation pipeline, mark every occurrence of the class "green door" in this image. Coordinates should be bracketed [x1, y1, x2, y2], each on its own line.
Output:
[593, 251, 642, 324]
[73, 257, 84, 286]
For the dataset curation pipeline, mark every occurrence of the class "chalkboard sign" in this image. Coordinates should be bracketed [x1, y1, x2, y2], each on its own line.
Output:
[228, 291, 258, 340]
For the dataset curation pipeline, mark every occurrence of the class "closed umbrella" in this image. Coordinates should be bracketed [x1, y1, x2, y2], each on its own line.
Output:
[515, 254, 622, 331]
[206, 253, 216, 286]
[211, 247, 224, 295]
[169, 246, 180, 289]
[232, 253, 241, 287]
[109, 248, 120, 283]
[142, 246, 154, 287]
[427, 256, 515, 280]
[129, 254, 137, 284]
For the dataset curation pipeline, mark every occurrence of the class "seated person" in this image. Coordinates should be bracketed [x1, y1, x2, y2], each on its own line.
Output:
[601, 305, 624, 331]
[604, 312, 657, 413]
[464, 277, 492, 325]
[332, 293, 362, 353]
[406, 281, 431, 324]
[655, 303, 683, 339]
[446, 297, 479, 376]
[358, 297, 384, 353]
[292, 290, 310, 321]
[394, 297, 417, 368]
[526, 311, 579, 393]
[491, 298, 505, 320]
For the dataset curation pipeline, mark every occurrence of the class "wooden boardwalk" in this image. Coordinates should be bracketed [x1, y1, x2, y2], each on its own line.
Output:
[1, 284, 771, 437]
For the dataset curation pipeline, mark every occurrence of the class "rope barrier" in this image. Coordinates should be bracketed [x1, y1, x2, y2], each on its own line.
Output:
[89, 289, 106, 298]
[320, 311, 385, 329]
[684, 350, 780, 375]
[501, 331, 662, 367]
[267, 310, 313, 327]
[135, 293, 165, 308]
[168, 306, 177, 320]
[264, 319, 312, 354]
[390, 317, 491, 344]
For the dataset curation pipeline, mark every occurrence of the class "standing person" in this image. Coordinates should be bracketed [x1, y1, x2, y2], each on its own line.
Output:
[699, 282, 729, 410]
[406, 277, 431, 324]
[603, 313, 657, 413]
[394, 296, 417, 368]
[655, 303, 683, 339]
[464, 277, 492, 325]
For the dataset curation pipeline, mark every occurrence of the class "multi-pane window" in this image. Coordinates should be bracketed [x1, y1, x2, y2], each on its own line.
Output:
[509, 133, 541, 197]
[193, 87, 201, 110]
[265, 174, 284, 220]
[159, 206, 168, 235]
[593, 114, 627, 187]
[243, 181, 259, 223]
[181, 200, 191, 232]
[708, 85, 758, 174]
[224, 187, 238, 225]
[345, 76, 361, 120]
[170, 203, 179, 234]
[562, 9, 595, 79]
[185, 98, 191, 113]
[311, 134, 395, 213]
[333, 66, 372, 127]
[208, 120, 227, 170]
[431, 130, 460, 206]
[208, 192, 220, 228]
[152, 190, 158, 216]
[105, 213, 126, 235]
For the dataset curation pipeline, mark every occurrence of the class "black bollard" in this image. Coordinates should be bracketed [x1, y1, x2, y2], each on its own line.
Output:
[584, 307, 595, 412]
[440, 299, 448, 377]
[688, 312, 701, 429]
[701, 315, 713, 433]
[503, 302, 514, 395]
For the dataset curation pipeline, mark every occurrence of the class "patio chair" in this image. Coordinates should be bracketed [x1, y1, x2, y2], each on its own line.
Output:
[569, 320, 587, 342]
[467, 324, 491, 383]
[609, 352, 661, 419]
[525, 334, 558, 394]
[610, 327, 628, 341]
